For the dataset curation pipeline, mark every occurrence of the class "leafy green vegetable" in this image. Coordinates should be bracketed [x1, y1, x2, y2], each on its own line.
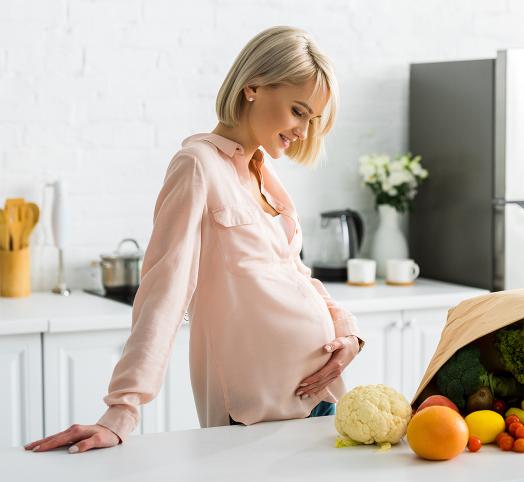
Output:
[335, 436, 361, 448]
[436, 345, 522, 410]
[496, 321, 524, 384]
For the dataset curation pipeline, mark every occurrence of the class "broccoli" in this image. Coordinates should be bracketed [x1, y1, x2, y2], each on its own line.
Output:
[436, 345, 522, 410]
[496, 321, 524, 384]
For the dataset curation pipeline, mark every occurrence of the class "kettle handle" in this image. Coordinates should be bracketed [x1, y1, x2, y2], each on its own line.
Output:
[347, 210, 365, 257]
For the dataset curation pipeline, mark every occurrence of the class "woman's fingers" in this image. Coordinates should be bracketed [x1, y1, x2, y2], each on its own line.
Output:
[296, 338, 360, 398]
[28, 425, 97, 452]
[31, 426, 88, 452]
[312, 373, 340, 395]
[71, 433, 102, 454]
[24, 429, 71, 451]
[301, 374, 340, 398]
[25, 424, 120, 453]
[299, 360, 336, 388]
[297, 356, 345, 392]
[71, 429, 120, 453]
[298, 371, 339, 396]
[324, 337, 350, 353]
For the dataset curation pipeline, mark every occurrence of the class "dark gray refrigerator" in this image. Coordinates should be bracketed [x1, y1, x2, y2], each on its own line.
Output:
[409, 49, 524, 291]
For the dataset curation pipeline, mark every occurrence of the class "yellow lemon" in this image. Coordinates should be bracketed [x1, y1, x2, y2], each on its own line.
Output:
[464, 410, 505, 443]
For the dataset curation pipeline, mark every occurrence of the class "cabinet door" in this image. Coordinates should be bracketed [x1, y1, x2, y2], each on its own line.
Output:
[142, 323, 199, 433]
[401, 308, 449, 401]
[0, 333, 43, 448]
[43, 329, 142, 437]
[341, 311, 403, 394]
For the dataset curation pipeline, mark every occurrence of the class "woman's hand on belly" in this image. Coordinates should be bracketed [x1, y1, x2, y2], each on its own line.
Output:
[295, 336, 360, 399]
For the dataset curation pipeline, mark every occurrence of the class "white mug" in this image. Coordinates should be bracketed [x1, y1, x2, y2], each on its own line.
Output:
[347, 258, 376, 286]
[386, 259, 420, 285]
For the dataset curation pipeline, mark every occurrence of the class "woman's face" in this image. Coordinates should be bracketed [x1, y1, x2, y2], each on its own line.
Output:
[244, 77, 329, 159]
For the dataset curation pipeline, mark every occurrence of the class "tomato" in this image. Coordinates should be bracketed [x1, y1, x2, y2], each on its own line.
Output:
[514, 439, 524, 453]
[506, 415, 520, 428]
[516, 425, 524, 439]
[509, 422, 523, 437]
[496, 432, 508, 446]
[493, 399, 506, 415]
[499, 434, 514, 451]
[467, 436, 482, 452]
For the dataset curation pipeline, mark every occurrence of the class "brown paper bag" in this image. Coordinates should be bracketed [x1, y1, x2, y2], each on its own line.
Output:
[412, 288, 524, 407]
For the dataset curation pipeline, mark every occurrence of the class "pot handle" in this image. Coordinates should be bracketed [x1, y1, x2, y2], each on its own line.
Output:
[116, 238, 141, 254]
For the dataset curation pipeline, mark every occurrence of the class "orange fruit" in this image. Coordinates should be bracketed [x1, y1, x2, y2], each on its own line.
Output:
[407, 405, 469, 460]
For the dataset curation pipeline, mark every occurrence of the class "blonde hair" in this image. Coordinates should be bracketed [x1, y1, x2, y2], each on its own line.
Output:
[215, 26, 339, 167]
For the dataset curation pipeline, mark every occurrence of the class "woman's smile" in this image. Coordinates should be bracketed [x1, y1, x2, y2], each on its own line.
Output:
[279, 133, 291, 149]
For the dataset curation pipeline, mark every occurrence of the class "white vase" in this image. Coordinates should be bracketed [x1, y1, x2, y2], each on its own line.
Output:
[371, 204, 409, 278]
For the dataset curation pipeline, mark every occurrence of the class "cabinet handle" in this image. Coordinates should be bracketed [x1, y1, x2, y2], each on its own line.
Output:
[387, 319, 403, 330]
[402, 319, 413, 330]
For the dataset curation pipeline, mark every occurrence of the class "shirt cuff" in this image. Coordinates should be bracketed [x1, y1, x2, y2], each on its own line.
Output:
[96, 405, 138, 444]
[331, 311, 365, 352]
[345, 334, 365, 353]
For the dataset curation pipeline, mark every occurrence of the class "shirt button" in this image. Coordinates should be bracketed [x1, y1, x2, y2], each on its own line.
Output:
[276, 204, 284, 212]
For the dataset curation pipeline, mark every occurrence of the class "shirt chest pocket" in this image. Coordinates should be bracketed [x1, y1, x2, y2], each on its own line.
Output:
[211, 205, 272, 273]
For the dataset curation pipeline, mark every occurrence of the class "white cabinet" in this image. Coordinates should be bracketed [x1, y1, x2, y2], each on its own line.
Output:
[44, 322, 197, 439]
[343, 307, 449, 401]
[0, 334, 44, 448]
[43, 328, 143, 438]
[401, 307, 449, 400]
[142, 323, 200, 433]
[342, 311, 403, 393]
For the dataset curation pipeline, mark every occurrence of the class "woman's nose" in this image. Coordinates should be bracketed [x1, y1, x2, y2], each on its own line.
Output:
[294, 124, 308, 141]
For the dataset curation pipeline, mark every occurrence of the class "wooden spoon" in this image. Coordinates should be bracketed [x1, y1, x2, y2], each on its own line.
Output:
[0, 209, 8, 251]
[5, 202, 24, 251]
[21, 203, 39, 248]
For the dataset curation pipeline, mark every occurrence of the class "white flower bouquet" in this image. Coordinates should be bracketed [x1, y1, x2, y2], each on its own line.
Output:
[358, 153, 429, 213]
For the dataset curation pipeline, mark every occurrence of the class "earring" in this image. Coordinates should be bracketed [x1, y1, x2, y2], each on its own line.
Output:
[248, 97, 254, 101]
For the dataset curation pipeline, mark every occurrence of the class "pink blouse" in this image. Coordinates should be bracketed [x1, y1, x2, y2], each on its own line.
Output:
[96, 132, 364, 443]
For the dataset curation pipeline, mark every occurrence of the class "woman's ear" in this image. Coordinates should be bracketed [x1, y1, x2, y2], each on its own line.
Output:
[243, 85, 257, 101]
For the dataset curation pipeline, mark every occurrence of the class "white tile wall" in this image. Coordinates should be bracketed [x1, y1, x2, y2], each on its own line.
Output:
[1, 0, 523, 290]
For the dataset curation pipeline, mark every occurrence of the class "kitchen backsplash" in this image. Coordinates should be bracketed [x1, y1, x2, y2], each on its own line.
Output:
[1, 0, 522, 290]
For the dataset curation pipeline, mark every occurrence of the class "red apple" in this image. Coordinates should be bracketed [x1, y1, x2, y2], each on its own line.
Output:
[416, 395, 460, 414]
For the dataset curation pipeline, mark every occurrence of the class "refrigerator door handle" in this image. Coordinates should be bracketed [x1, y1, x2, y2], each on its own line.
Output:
[492, 199, 524, 209]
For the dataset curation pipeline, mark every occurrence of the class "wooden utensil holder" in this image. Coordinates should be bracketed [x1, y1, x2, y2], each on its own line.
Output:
[0, 247, 31, 297]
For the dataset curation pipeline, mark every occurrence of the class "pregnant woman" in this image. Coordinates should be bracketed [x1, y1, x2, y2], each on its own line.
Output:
[25, 25, 364, 454]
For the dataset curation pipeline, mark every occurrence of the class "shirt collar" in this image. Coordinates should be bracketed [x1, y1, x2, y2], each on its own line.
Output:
[182, 132, 264, 169]
[181, 132, 297, 223]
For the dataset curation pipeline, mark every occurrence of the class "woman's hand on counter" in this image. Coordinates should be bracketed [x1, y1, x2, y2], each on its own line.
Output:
[295, 336, 360, 399]
[23, 424, 121, 454]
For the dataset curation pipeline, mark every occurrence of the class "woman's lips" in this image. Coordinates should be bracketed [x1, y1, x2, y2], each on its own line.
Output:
[279, 134, 290, 148]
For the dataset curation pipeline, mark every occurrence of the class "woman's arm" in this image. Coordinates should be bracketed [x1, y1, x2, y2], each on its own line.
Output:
[95, 152, 207, 443]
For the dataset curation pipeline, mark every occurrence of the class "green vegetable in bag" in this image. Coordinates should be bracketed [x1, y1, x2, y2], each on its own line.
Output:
[436, 345, 522, 410]
[496, 321, 524, 384]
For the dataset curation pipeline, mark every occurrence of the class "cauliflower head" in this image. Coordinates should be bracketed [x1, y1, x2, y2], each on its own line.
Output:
[334, 384, 412, 445]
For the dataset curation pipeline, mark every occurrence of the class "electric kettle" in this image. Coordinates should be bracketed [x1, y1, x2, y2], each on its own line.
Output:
[310, 209, 364, 282]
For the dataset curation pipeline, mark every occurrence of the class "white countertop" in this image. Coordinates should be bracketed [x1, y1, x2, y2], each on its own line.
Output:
[3, 415, 520, 482]
[0, 290, 133, 335]
[324, 278, 488, 313]
[0, 278, 488, 336]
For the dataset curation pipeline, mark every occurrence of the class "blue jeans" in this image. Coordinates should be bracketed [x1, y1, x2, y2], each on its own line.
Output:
[307, 400, 336, 417]
[229, 401, 335, 425]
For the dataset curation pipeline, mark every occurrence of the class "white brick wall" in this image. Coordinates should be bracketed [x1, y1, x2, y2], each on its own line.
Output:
[1, 0, 523, 290]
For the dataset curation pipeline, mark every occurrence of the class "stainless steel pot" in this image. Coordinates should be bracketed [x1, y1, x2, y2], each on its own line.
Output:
[100, 238, 143, 292]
